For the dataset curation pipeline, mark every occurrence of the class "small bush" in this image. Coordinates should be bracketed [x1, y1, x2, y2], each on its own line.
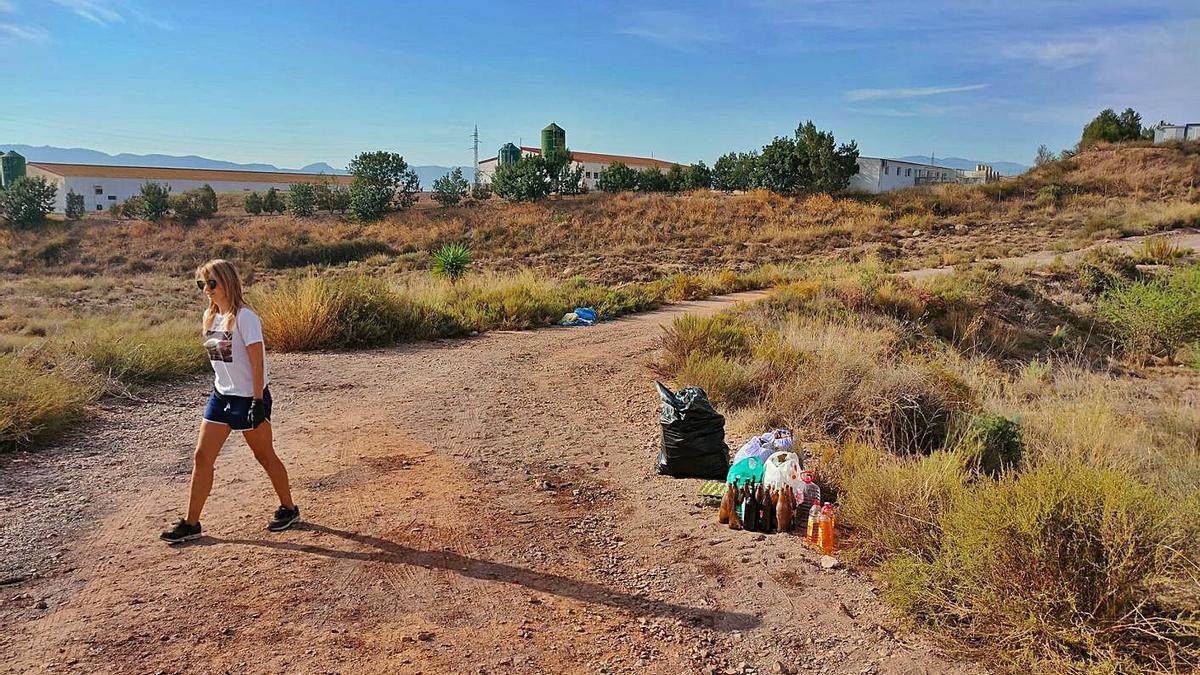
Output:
[1134, 235, 1189, 264]
[253, 277, 339, 352]
[1098, 265, 1200, 356]
[244, 192, 263, 215]
[138, 182, 171, 221]
[955, 411, 1022, 477]
[0, 352, 100, 450]
[288, 183, 316, 217]
[431, 243, 471, 281]
[886, 464, 1197, 672]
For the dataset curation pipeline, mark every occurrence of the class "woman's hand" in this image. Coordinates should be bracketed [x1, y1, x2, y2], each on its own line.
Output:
[247, 399, 268, 429]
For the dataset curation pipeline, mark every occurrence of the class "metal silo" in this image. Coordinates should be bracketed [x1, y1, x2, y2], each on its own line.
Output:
[541, 123, 565, 155]
[498, 143, 522, 166]
[0, 151, 26, 188]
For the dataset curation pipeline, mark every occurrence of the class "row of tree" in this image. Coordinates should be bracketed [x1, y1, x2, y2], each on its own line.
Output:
[243, 182, 351, 217]
[1035, 107, 1164, 167]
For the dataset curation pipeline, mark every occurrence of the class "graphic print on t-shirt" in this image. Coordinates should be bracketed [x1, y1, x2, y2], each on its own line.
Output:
[203, 330, 233, 363]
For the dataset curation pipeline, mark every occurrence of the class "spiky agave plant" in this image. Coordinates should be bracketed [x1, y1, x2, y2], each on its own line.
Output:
[431, 243, 472, 283]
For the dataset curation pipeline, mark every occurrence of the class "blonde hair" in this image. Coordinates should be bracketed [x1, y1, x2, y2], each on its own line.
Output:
[196, 259, 247, 331]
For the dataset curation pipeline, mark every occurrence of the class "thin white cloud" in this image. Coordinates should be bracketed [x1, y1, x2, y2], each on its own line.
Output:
[1002, 37, 1110, 69]
[0, 22, 50, 43]
[848, 104, 956, 117]
[52, 0, 122, 25]
[50, 0, 173, 29]
[617, 10, 726, 52]
[0, 1, 15, 13]
[844, 84, 987, 101]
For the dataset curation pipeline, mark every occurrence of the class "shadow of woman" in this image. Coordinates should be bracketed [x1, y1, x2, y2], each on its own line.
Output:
[198, 522, 759, 632]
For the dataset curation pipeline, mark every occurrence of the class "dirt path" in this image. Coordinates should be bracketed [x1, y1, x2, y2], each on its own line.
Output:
[1, 291, 980, 675]
[900, 227, 1200, 282]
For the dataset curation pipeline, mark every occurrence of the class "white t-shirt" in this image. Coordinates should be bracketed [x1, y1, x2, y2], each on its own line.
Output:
[203, 307, 269, 397]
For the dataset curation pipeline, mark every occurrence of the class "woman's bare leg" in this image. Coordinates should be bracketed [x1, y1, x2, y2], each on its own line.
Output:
[186, 421, 232, 524]
[243, 421, 294, 508]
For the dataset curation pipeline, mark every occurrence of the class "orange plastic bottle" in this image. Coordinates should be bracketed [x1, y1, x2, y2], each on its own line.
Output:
[818, 502, 836, 554]
[805, 500, 821, 546]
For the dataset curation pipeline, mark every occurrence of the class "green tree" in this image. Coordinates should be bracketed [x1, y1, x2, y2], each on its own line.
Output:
[170, 189, 215, 226]
[65, 190, 85, 219]
[288, 182, 316, 217]
[637, 167, 669, 192]
[328, 185, 350, 213]
[347, 150, 421, 219]
[665, 164, 687, 192]
[431, 167, 470, 206]
[754, 136, 803, 192]
[794, 120, 859, 193]
[683, 161, 713, 191]
[197, 184, 218, 215]
[597, 161, 639, 192]
[469, 181, 492, 201]
[138, 181, 171, 221]
[0, 175, 57, 227]
[1034, 144, 1058, 167]
[244, 192, 263, 215]
[1117, 108, 1143, 141]
[492, 156, 551, 203]
[542, 149, 586, 196]
[1080, 108, 1145, 148]
[266, 186, 289, 214]
[712, 151, 757, 191]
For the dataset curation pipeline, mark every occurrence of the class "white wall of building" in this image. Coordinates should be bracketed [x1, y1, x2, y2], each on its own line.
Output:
[27, 166, 335, 213]
[1154, 124, 1200, 143]
[848, 158, 961, 193]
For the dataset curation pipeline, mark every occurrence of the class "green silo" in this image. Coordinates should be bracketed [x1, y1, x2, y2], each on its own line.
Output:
[541, 123, 566, 155]
[498, 143, 522, 166]
[0, 151, 26, 188]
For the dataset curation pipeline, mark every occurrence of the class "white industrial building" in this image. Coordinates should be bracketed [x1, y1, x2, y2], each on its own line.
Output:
[1153, 123, 1200, 144]
[25, 162, 352, 213]
[849, 157, 999, 194]
[476, 146, 676, 191]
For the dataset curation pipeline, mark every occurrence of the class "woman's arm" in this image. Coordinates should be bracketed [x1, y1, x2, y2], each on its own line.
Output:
[247, 342, 266, 399]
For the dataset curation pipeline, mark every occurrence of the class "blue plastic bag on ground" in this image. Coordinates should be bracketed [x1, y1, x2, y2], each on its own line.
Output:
[560, 307, 598, 326]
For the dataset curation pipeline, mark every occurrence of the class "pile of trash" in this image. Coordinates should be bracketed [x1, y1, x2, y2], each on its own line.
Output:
[650, 382, 837, 554]
[718, 442, 837, 555]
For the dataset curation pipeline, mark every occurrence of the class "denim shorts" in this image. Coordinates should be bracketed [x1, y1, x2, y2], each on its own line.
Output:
[203, 387, 272, 431]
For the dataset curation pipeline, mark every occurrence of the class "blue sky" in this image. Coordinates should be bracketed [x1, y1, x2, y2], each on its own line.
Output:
[1, 0, 1197, 169]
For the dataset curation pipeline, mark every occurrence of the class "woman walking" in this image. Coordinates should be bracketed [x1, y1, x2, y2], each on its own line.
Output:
[161, 259, 299, 543]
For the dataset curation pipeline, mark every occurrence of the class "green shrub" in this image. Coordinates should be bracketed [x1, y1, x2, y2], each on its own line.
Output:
[138, 182, 171, 221]
[0, 352, 99, 450]
[431, 243, 471, 281]
[244, 192, 263, 215]
[656, 313, 756, 376]
[956, 411, 1022, 477]
[328, 276, 455, 347]
[886, 464, 1197, 672]
[1098, 265, 1200, 356]
[0, 175, 57, 227]
[288, 183, 316, 217]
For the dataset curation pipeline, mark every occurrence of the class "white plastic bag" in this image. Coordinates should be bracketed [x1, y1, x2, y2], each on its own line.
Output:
[762, 450, 803, 493]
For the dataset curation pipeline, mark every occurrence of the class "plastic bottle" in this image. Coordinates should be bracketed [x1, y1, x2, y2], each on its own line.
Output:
[818, 502, 836, 554]
[801, 470, 822, 507]
[805, 500, 821, 545]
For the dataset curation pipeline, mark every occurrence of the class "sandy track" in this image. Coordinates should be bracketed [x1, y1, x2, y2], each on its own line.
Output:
[1, 291, 979, 675]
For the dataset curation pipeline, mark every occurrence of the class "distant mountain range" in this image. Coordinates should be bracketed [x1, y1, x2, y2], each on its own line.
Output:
[896, 156, 1028, 176]
[0, 144, 475, 190]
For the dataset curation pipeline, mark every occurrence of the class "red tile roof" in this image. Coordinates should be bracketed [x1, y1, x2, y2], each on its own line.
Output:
[478, 147, 677, 170]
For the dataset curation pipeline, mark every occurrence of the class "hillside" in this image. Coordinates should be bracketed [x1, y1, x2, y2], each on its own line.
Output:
[3, 143, 1196, 283]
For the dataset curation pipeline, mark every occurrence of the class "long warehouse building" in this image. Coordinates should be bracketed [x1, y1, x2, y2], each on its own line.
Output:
[24, 161, 352, 213]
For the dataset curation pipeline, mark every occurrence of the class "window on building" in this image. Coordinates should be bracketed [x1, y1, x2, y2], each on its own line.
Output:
[905, 168, 911, 177]
[96, 204, 103, 211]
[884, 166, 889, 175]
[94, 186, 103, 195]
[107, 195, 117, 201]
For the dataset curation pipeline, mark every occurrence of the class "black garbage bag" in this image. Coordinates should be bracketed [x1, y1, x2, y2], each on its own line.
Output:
[655, 381, 730, 479]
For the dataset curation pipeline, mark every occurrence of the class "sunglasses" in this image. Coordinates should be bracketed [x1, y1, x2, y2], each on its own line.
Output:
[196, 279, 218, 290]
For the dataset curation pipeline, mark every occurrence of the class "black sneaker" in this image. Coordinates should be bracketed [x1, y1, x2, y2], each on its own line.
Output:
[160, 519, 202, 544]
[268, 505, 300, 532]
